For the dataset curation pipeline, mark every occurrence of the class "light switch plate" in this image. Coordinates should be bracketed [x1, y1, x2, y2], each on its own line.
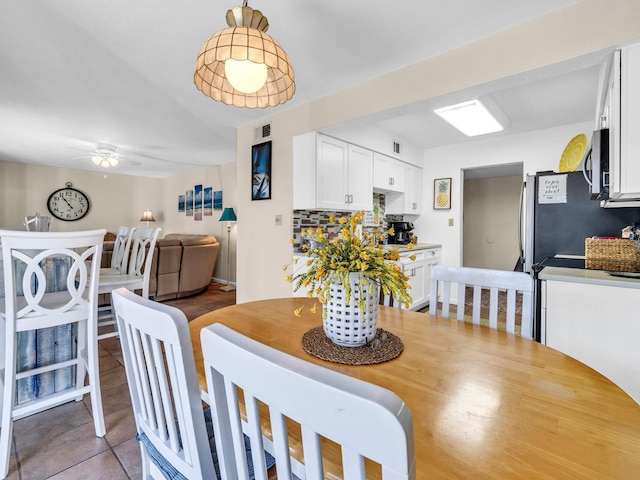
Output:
[448, 218, 454, 226]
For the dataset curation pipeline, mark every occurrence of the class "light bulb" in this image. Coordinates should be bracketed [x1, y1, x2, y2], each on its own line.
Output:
[225, 59, 268, 93]
[92, 156, 102, 165]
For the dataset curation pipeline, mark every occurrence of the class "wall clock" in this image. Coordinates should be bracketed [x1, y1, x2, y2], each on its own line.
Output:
[47, 182, 90, 221]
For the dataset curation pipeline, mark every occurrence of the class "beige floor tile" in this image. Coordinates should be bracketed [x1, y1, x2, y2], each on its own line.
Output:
[104, 404, 137, 448]
[113, 437, 142, 479]
[16, 421, 108, 480]
[14, 400, 93, 447]
[99, 365, 128, 390]
[84, 381, 132, 418]
[47, 451, 128, 480]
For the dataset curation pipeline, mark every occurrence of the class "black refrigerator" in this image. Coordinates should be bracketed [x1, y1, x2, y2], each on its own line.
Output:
[520, 170, 640, 341]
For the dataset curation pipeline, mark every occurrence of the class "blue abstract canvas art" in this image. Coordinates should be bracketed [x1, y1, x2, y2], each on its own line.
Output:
[252, 141, 271, 200]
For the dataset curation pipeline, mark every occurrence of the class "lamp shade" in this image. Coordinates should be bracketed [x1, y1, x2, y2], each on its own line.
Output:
[194, 4, 295, 108]
[140, 209, 155, 222]
[219, 207, 237, 222]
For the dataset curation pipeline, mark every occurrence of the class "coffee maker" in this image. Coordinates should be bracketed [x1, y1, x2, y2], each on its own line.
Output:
[388, 221, 414, 244]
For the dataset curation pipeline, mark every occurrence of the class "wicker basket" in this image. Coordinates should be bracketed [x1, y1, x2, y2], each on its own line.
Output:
[585, 237, 640, 272]
[323, 273, 379, 347]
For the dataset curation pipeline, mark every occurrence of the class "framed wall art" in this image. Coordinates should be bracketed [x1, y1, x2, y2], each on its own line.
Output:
[434, 178, 452, 210]
[252, 140, 271, 200]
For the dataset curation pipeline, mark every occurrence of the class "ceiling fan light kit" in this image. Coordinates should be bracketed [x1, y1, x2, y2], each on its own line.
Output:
[194, 1, 295, 108]
[87, 143, 120, 168]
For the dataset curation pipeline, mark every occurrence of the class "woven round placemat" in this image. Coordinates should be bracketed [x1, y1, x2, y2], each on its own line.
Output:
[302, 327, 403, 365]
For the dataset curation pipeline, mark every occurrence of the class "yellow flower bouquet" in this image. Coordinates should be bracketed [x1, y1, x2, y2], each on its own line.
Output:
[285, 210, 414, 318]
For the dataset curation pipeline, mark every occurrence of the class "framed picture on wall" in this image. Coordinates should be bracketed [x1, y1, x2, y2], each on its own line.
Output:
[178, 195, 185, 212]
[434, 178, 452, 210]
[252, 141, 271, 200]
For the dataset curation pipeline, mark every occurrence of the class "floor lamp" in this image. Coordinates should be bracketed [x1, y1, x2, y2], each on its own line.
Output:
[219, 207, 237, 292]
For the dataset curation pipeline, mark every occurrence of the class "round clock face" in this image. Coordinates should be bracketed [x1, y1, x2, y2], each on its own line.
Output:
[47, 187, 90, 221]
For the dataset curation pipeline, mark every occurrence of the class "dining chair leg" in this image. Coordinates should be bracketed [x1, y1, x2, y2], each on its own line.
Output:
[0, 350, 16, 479]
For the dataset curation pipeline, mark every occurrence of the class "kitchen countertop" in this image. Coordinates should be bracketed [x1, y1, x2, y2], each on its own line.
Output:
[539, 266, 640, 289]
[294, 242, 441, 255]
[384, 242, 441, 252]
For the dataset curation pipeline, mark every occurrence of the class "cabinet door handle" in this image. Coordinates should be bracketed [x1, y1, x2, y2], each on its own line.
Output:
[345, 194, 349, 204]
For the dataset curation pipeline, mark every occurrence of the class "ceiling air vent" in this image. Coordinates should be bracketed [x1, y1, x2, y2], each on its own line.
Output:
[393, 141, 401, 155]
[254, 123, 271, 141]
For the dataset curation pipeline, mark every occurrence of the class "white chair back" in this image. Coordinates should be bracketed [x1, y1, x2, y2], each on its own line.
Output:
[0, 229, 107, 479]
[111, 288, 216, 480]
[126, 227, 161, 298]
[201, 323, 416, 480]
[429, 265, 533, 337]
[109, 226, 136, 272]
[97, 228, 160, 340]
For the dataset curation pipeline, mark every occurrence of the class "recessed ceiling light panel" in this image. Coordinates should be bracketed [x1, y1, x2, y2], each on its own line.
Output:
[434, 99, 504, 136]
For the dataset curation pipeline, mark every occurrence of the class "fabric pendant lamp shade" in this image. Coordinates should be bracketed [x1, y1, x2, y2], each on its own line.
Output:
[219, 207, 237, 292]
[194, 3, 295, 108]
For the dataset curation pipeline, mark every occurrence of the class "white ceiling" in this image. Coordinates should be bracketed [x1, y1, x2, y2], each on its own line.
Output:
[0, 0, 608, 178]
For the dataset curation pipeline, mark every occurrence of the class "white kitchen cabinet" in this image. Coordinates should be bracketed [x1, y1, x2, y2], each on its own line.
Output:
[542, 276, 640, 405]
[373, 152, 404, 193]
[404, 163, 422, 214]
[397, 247, 440, 310]
[386, 163, 423, 215]
[602, 42, 640, 202]
[293, 132, 373, 212]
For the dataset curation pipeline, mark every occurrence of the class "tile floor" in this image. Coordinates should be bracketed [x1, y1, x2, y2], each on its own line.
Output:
[6, 283, 235, 480]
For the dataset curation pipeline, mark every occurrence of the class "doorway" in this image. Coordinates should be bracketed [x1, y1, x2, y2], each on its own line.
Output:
[462, 163, 523, 271]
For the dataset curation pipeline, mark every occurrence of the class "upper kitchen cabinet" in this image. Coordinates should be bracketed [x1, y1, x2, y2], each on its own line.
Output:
[601, 41, 640, 202]
[294, 132, 373, 212]
[386, 163, 423, 215]
[373, 152, 405, 193]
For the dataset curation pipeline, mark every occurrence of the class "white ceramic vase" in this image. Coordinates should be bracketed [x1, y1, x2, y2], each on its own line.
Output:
[323, 272, 379, 347]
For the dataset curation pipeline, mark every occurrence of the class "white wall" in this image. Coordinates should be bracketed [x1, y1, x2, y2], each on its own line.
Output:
[0, 160, 238, 282]
[0, 160, 161, 231]
[414, 121, 593, 268]
[234, 0, 640, 304]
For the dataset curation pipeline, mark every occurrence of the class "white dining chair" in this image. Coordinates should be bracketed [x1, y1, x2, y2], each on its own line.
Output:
[111, 288, 275, 480]
[0, 229, 107, 479]
[101, 226, 135, 275]
[97, 227, 161, 339]
[429, 265, 534, 338]
[201, 323, 416, 480]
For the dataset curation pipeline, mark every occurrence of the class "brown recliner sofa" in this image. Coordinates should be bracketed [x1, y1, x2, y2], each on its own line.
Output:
[149, 234, 220, 301]
[100, 233, 219, 303]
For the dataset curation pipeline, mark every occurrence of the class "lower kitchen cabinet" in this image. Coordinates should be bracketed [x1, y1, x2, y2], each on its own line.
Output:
[397, 247, 440, 311]
[542, 276, 640, 404]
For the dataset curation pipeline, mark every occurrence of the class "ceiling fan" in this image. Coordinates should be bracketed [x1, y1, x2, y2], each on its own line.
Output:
[71, 143, 129, 168]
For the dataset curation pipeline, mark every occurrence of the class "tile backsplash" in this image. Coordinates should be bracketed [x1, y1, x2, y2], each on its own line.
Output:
[292, 194, 402, 251]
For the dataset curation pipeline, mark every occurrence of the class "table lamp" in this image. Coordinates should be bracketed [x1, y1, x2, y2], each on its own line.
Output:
[219, 207, 237, 292]
[140, 209, 155, 228]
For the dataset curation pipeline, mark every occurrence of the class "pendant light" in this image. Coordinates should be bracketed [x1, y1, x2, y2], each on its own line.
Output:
[194, 1, 295, 108]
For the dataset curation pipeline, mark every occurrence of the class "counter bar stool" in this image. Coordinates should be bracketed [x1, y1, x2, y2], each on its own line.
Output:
[0, 229, 107, 479]
[101, 226, 135, 275]
[97, 227, 161, 340]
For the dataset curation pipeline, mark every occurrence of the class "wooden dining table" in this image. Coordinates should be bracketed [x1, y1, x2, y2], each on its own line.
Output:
[189, 297, 640, 479]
